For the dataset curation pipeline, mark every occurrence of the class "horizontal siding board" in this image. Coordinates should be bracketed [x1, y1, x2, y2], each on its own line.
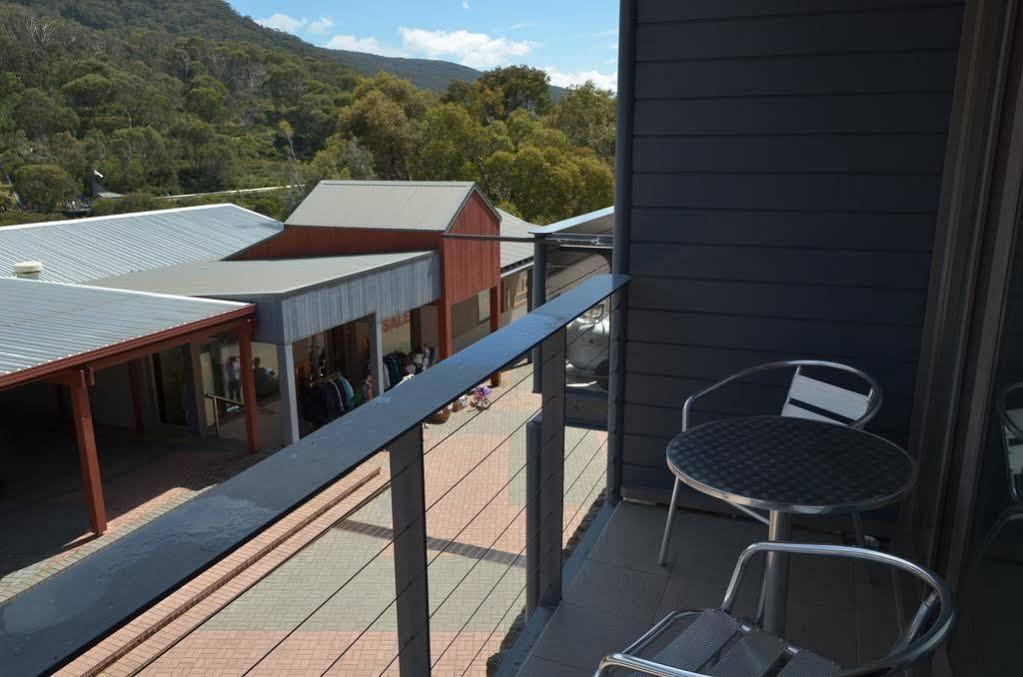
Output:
[626, 309, 923, 359]
[636, 7, 963, 61]
[634, 94, 953, 135]
[633, 135, 948, 174]
[618, 0, 961, 497]
[635, 51, 958, 99]
[623, 433, 675, 466]
[623, 401, 912, 445]
[632, 174, 942, 212]
[636, 0, 964, 23]
[629, 243, 932, 287]
[624, 372, 915, 414]
[625, 343, 915, 387]
[627, 277, 927, 324]
[629, 210, 936, 251]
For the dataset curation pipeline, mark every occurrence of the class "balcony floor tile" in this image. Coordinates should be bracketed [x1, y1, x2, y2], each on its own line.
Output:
[516, 501, 901, 676]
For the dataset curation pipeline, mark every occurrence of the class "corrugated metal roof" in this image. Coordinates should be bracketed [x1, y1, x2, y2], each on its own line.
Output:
[94, 253, 441, 344]
[93, 252, 437, 298]
[285, 180, 497, 231]
[498, 209, 536, 270]
[0, 279, 250, 385]
[0, 204, 283, 284]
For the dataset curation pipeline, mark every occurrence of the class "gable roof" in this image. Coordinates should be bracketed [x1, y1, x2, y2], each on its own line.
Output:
[0, 204, 283, 285]
[285, 180, 500, 231]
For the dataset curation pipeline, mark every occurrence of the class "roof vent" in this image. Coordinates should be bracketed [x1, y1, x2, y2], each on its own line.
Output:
[12, 261, 43, 280]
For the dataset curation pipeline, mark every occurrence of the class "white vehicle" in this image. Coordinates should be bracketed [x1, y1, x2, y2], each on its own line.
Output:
[566, 301, 611, 389]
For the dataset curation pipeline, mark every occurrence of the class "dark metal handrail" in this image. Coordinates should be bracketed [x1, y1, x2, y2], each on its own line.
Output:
[0, 274, 630, 677]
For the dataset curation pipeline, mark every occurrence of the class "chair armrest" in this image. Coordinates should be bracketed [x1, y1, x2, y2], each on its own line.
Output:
[597, 653, 710, 677]
[681, 362, 793, 430]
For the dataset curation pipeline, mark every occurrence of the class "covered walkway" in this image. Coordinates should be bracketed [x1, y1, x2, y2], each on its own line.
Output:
[0, 279, 258, 535]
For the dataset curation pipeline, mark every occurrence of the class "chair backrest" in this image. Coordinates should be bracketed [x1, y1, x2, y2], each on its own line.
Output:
[723, 542, 955, 677]
[996, 382, 1023, 502]
[781, 363, 877, 429]
[681, 359, 882, 432]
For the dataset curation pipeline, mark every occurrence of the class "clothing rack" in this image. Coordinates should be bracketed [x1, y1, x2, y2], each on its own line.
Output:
[309, 370, 343, 386]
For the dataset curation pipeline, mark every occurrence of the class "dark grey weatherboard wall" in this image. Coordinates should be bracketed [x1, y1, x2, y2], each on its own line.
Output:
[617, 0, 964, 496]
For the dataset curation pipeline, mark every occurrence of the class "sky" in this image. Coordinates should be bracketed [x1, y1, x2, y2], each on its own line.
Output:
[227, 0, 619, 90]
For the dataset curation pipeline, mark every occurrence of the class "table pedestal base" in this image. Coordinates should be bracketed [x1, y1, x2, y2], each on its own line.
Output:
[759, 511, 792, 634]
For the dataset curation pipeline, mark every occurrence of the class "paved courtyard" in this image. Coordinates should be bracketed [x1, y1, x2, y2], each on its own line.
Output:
[0, 425, 272, 604]
[46, 364, 606, 676]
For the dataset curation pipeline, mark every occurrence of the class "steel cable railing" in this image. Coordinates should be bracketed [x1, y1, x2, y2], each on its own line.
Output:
[308, 430, 596, 676]
[456, 454, 608, 677]
[237, 400, 542, 675]
[373, 437, 610, 676]
[240, 331, 602, 675]
[143, 337, 598, 676]
[428, 437, 608, 675]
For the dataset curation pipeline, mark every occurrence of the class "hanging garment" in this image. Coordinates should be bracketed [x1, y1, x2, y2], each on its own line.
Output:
[337, 376, 355, 410]
[301, 385, 328, 427]
[320, 381, 340, 420]
[328, 379, 346, 414]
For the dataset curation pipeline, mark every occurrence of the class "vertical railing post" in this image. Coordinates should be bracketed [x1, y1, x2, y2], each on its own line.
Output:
[531, 235, 549, 393]
[526, 329, 566, 615]
[388, 425, 431, 675]
[606, 287, 628, 506]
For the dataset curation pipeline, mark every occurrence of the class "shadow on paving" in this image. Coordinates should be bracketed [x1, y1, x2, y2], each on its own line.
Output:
[0, 413, 267, 593]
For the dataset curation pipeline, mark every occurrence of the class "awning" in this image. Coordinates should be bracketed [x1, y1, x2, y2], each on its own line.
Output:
[0, 278, 254, 390]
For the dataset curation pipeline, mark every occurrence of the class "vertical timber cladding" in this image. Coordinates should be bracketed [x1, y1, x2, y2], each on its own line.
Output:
[439, 192, 502, 357]
[228, 226, 441, 259]
[619, 0, 965, 497]
[442, 192, 502, 304]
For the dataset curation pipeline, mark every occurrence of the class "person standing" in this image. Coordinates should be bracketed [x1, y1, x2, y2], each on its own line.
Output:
[227, 356, 241, 402]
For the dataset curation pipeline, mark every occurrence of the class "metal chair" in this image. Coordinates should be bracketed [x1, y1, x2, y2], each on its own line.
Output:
[973, 381, 1023, 562]
[658, 360, 883, 566]
[598, 542, 955, 677]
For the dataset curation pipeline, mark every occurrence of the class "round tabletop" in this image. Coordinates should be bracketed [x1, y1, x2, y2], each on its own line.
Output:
[666, 415, 916, 515]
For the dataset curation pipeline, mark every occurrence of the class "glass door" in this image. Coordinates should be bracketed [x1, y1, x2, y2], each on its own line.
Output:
[947, 216, 1023, 675]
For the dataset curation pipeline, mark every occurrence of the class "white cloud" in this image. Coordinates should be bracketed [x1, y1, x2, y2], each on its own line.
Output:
[507, 23, 535, 31]
[462, 0, 470, 8]
[593, 28, 618, 38]
[256, 12, 307, 34]
[307, 16, 335, 35]
[398, 27, 535, 69]
[325, 34, 406, 57]
[544, 66, 617, 92]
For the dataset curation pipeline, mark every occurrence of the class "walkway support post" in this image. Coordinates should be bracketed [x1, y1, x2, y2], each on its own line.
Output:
[128, 361, 145, 436]
[276, 343, 300, 446]
[238, 321, 260, 454]
[489, 285, 502, 387]
[68, 369, 106, 535]
[370, 314, 385, 397]
[183, 343, 206, 438]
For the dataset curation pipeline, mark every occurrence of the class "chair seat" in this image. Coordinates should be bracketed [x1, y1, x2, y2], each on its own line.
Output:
[631, 610, 840, 677]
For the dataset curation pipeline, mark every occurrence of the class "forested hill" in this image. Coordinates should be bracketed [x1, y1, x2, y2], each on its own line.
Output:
[0, 0, 615, 226]
[7, 0, 483, 92]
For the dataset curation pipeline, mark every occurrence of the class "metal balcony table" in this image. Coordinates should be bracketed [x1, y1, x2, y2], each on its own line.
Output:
[666, 415, 916, 633]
